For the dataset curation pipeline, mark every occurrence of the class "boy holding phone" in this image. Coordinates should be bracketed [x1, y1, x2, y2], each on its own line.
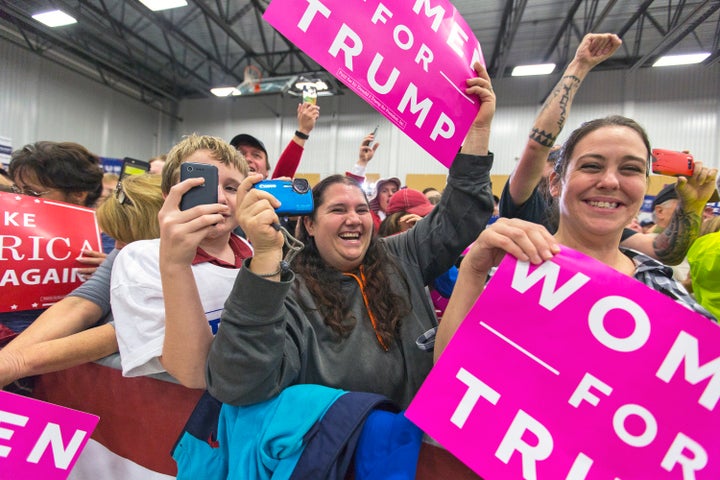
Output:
[111, 134, 254, 388]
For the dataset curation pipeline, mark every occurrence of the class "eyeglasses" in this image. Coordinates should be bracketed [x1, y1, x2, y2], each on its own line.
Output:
[11, 185, 50, 197]
[114, 179, 134, 206]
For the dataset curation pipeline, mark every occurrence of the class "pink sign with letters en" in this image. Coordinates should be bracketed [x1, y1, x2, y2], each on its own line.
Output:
[0, 390, 99, 479]
[406, 247, 720, 479]
[263, 0, 484, 167]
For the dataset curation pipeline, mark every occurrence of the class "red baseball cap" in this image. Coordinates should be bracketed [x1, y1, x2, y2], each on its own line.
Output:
[386, 188, 434, 217]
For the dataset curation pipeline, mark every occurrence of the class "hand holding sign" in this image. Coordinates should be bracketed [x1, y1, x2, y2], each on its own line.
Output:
[459, 62, 496, 155]
[434, 218, 560, 362]
[74, 249, 108, 278]
[264, 0, 485, 166]
[409, 247, 720, 479]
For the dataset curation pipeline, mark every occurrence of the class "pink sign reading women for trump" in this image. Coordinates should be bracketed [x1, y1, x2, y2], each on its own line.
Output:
[263, 0, 484, 167]
[406, 247, 720, 479]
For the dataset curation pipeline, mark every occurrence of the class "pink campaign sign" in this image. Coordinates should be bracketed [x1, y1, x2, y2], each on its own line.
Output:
[406, 247, 720, 479]
[263, 0, 484, 167]
[0, 390, 99, 479]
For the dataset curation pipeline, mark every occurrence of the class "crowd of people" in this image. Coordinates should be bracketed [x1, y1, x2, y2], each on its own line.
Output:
[1, 32, 719, 478]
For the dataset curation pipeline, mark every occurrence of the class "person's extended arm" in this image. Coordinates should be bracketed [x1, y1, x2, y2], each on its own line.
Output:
[434, 219, 559, 362]
[385, 62, 496, 283]
[621, 162, 718, 264]
[271, 103, 320, 178]
[159, 177, 237, 388]
[0, 248, 118, 386]
[346, 132, 380, 182]
[1, 296, 103, 354]
[206, 179, 299, 405]
[508, 33, 621, 205]
[0, 323, 117, 387]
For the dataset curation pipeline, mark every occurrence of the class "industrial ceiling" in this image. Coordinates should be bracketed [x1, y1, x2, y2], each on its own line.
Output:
[1, 0, 718, 112]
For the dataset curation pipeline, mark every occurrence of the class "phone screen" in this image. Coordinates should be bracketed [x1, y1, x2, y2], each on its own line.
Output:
[123, 164, 148, 176]
[119, 158, 150, 180]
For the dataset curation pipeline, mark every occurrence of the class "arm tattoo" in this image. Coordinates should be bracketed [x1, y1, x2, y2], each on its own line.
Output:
[653, 207, 701, 265]
[530, 127, 556, 147]
[530, 75, 582, 147]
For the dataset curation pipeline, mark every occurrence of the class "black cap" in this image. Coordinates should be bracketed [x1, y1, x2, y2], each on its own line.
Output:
[229, 134, 267, 157]
[651, 184, 678, 210]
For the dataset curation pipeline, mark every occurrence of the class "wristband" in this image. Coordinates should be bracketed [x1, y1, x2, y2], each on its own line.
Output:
[295, 130, 309, 140]
[254, 260, 290, 278]
[350, 163, 367, 177]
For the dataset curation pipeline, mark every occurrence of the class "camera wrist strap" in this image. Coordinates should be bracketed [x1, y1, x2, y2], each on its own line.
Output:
[271, 222, 304, 269]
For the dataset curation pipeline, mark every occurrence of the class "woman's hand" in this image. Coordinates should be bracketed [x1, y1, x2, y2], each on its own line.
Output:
[235, 174, 284, 255]
[75, 249, 108, 277]
[398, 213, 422, 232]
[358, 133, 379, 166]
[461, 62, 496, 155]
[464, 218, 560, 276]
[435, 218, 559, 363]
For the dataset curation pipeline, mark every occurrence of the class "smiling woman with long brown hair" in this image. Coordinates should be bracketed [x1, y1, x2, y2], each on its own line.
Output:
[206, 63, 497, 409]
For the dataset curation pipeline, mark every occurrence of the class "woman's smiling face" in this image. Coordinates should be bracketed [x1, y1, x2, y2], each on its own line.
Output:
[552, 125, 649, 239]
[303, 182, 373, 272]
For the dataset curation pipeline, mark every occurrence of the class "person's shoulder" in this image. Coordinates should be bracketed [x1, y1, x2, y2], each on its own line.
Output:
[114, 239, 161, 266]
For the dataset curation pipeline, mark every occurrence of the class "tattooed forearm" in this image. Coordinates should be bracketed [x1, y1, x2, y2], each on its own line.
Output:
[530, 75, 583, 147]
[529, 127, 556, 147]
[557, 75, 581, 129]
[653, 208, 701, 265]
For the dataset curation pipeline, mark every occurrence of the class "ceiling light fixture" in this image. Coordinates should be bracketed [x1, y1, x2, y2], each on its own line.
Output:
[210, 87, 239, 97]
[652, 53, 711, 67]
[139, 0, 188, 12]
[32, 10, 77, 27]
[511, 63, 556, 77]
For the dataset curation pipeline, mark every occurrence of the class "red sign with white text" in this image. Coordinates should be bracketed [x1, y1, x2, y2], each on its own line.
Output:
[0, 191, 101, 313]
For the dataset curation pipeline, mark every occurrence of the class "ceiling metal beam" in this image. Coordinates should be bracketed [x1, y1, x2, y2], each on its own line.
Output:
[543, 0, 585, 62]
[189, 0, 272, 73]
[74, 0, 210, 96]
[0, 2, 179, 103]
[249, 0, 315, 75]
[126, 0, 243, 88]
[488, 0, 528, 78]
[630, 0, 720, 71]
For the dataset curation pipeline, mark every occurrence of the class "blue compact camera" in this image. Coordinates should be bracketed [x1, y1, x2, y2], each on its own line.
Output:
[253, 178, 314, 216]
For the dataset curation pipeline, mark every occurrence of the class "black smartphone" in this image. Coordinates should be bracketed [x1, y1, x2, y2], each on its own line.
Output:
[179, 162, 218, 210]
[367, 125, 379, 146]
[119, 157, 150, 180]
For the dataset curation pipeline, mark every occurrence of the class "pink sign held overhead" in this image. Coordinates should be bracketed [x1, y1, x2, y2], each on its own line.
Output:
[263, 0, 484, 167]
[406, 247, 720, 479]
[0, 390, 99, 479]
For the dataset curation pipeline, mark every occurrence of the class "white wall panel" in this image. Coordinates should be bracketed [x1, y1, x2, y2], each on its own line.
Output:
[3, 35, 717, 177]
[0, 40, 173, 161]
